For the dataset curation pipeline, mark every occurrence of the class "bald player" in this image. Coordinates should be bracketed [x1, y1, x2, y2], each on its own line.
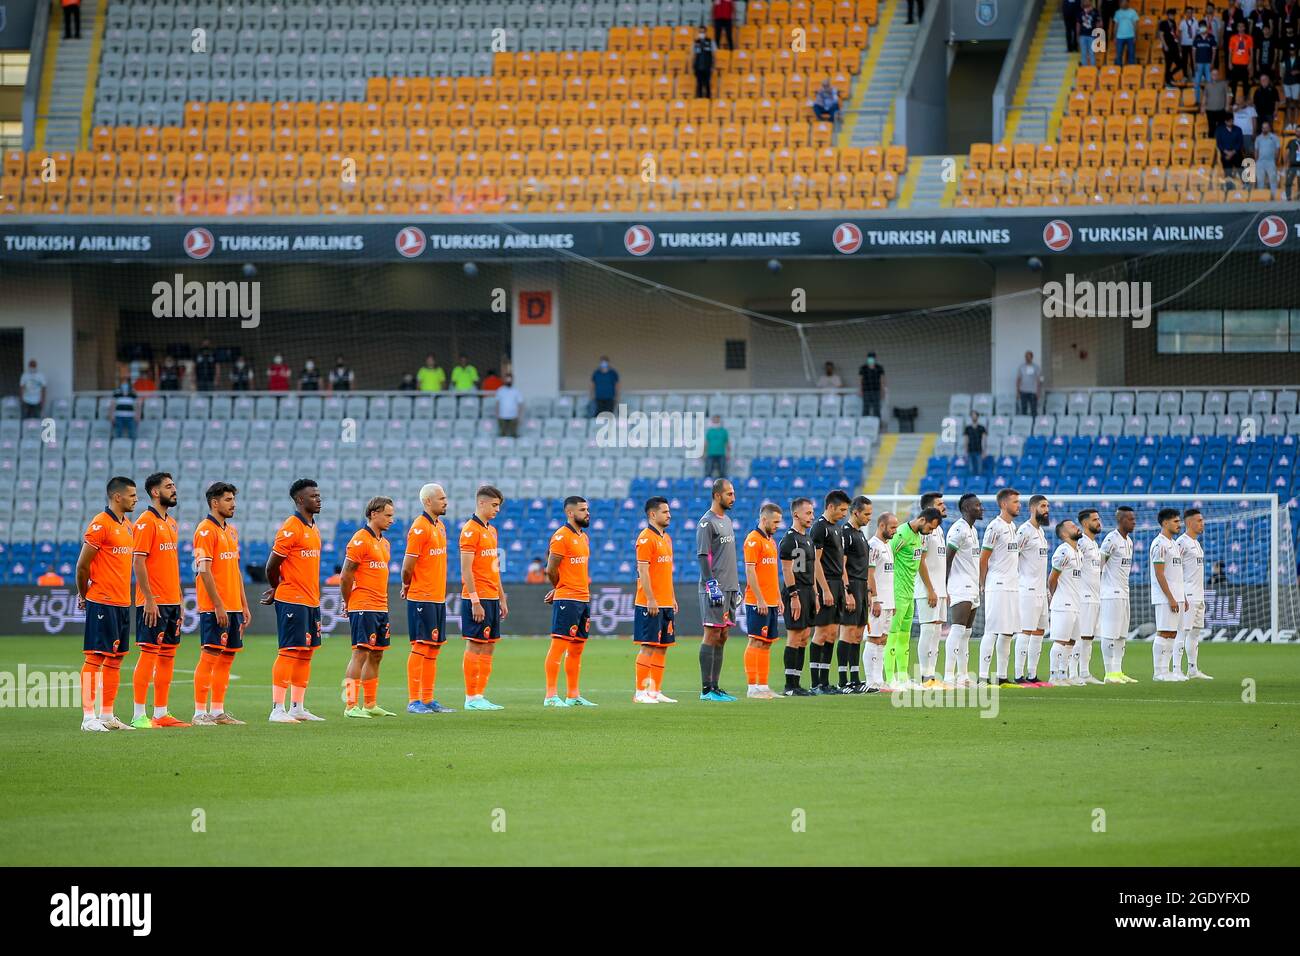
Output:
[697, 478, 740, 702]
[403, 482, 455, 714]
[263, 478, 325, 723]
[742, 500, 783, 699]
[543, 495, 596, 707]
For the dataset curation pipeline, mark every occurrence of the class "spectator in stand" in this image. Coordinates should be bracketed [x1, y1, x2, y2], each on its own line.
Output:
[712, 0, 735, 50]
[1193, 20, 1219, 102]
[495, 373, 522, 437]
[1181, 7, 1201, 73]
[398, 372, 417, 390]
[18, 359, 46, 419]
[38, 566, 65, 586]
[590, 356, 619, 415]
[1162, 9, 1187, 84]
[1281, 43, 1300, 127]
[1285, 131, 1300, 198]
[1114, 0, 1140, 64]
[416, 354, 446, 391]
[1065, 0, 1083, 52]
[326, 565, 342, 587]
[704, 415, 729, 479]
[525, 557, 547, 584]
[158, 355, 181, 391]
[1101, 0, 1120, 33]
[1216, 109, 1246, 178]
[1207, 3, 1226, 68]
[858, 352, 886, 419]
[480, 369, 504, 391]
[1079, 0, 1101, 65]
[299, 357, 321, 391]
[1255, 70, 1280, 127]
[692, 25, 715, 99]
[267, 354, 292, 391]
[817, 361, 843, 388]
[1228, 20, 1255, 101]
[907, 0, 926, 24]
[964, 411, 988, 476]
[132, 368, 157, 392]
[328, 355, 354, 392]
[1255, 119, 1283, 193]
[1235, 97, 1257, 152]
[62, 0, 81, 40]
[812, 78, 841, 122]
[1016, 350, 1043, 417]
[450, 355, 479, 391]
[194, 339, 217, 391]
[229, 355, 254, 390]
[1209, 560, 1228, 588]
[1204, 67, 1232, 132]
[1258, 22, 1282, 78]
[111, 375, 137, 440]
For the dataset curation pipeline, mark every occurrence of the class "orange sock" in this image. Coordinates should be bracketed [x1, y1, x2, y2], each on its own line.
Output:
[646, 658, 665, 693]
[477, 653, 494, 695]
[462, 648, 481, 696]
[290, 649, 312, 706]
[421, 645, 440, 702]
[81, 652, 104, 716]
[133, 647, 157, 706]
[407, 645, 425, 703]
[154, 644, 177, 710]
[544, 638, 566, 697]
[194, 652, 216, 711]
[564, 641, 585, 698]
[635, 650, 652, 693]
[345, 676, 360, 709]
[743, 645, 759, 684]
[362, 677, 379, 708]
[210, 651, 235, 712]
[100, 656, 123, 711]
[757, 644, 771, 685]
[272, 652, 294, 707]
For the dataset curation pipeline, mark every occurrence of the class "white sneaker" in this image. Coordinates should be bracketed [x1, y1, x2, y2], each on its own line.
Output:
[747, 687, 778, 699]
[1188, 669, 1214, 680]
[290, 708, 326, 721]
[191, 712, 217, 726]
[1082, 674, 1103, 685]
[1171, 671, 1190, 682]
[269, 709, 300, 723]
[81, 716, 109, 732]
[632, 691, 659, 704]
[1070, 676, 1088, 687]
[953, 675, 975, 688]
[652, 691, 677, 703]
[99, 714, 134, 730]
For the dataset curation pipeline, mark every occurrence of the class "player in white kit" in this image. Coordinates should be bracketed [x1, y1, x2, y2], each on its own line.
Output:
[1072, 508, 1104, 684]
[979, 488, 1021, 686]
[1173, 508, 1212, 680]
[915, 492, 948, 688]
[864, 513, 898, 691]
[1046, 519, 1085, 686]
[1150, 507, 1187, 682]
[944, 493, 983, 687]
[1015, 494, 1051, 685]
[1099, 506, 1137, 684]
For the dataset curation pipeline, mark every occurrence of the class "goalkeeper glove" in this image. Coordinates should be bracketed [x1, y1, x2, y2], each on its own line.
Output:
[704, 578, 724, 607]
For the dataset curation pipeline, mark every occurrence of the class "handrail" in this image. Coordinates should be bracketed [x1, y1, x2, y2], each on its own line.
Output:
[992, 0, 1047, 142]
[20, 0, 52, 151]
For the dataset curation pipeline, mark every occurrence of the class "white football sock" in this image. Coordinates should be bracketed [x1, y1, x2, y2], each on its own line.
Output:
[995, 634, 1012, 679]
[153, 705, 167, 718]
[1080, 638, 1095, 677]
[133, 702, 147, 720]
[944, 624, 965, 681]
[1185, 628, 1201, 670]
[867, 643, 885, 684]
[1153, 636, 1173, 676]
[1115, 636, 1127, 673]
[1067, 642, 1080, 679]
[1171, 632, 1186, 673]
[1049, 643, 1066, 682]
[979, 631, 996, 678]
[1014, 633, 1029, 678]
[1026, 633, 1044, 679]
[920, 622, 941, 677]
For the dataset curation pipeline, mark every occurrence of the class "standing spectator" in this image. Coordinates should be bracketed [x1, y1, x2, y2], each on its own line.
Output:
[1181, 7, 1201, 72]
[299, 357, 321, 391]
[416, 354, 446, 391]
[1207, 3, 1226, 67]
[111, 376, 137, 440]
[1255, 70, 1280, 127]
[1228, 20, 1255, 100]
[18, 359, 46, 419]
[1235, 97, 1257, 152]
[1280, 42, 1300, 126]
[480, 369, 504, 392]
[267, 354, 292, 391]
[1285, 131, 1300, 199]
[858, 352, 886, 419]
[907, 0, 926, 24]
[450, 354, 479, 391]
[704, 415, 729, 479]
[964, 412, 988, 476]
[38, 567, 65, 586]
[1161, 8, 1186, 84]
[1257, 22, 1282, 78]
[1204, 67, 1232, 132]
[692, 25, 715, 99]
[328, 355, 354, 392]
[495, 373, 523, 438]
[1065, 0, 1083, 52]
[62, 0, 81, 39]
[1193, 20, 1219, 102]
[1255, 119, 1283, 193]
[816, 361, 843, 388]
[590, 356, 619, 415]
[812, 79, 841, 122]
[229, 356, 254, 390]
[1016, 350, 1042, 418]
[158, 355, 181, 391]
[1114, 0, 1140, 64]
[1080, 0, 1102, 64]
[712, 0, 735, 50]
[525, 558, 547, 584]
[194, 339, 217, 391]
[1101, 0, 1120, 32]
[1216, 109, 1246, 178]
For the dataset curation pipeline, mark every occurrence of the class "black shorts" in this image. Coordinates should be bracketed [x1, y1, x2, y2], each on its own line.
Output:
[84, 601, 131, 655]
[461, 597, 501, 642]
[276, 600, 322, 650]
[350, 610, 391, 650]
[407, 600, 448, 644]
[745, 604, 780, 642]
[812, 579, 844, 627]
[199, 610, 244, 651]
[840, 579, 868, 627]
[550, 599, 590, 642]
[135, 603, 182, 646]
[633, 605, 675, 646]
[782, 585, 816, 631]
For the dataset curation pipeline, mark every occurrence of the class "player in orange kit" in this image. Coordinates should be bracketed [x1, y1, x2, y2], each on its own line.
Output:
[192, 481, 251, 726]
[402, 482, 455, 714]
[75, 476, 138, 732]
[129, 472, 188, 728]
[460, 484, 509, 711]
[342, 496, 397, 719]
[262, 478, 325, 723]
[742, 501, 783, 699]
[633, 496, 679, 704]
[543, 495, 596, 707]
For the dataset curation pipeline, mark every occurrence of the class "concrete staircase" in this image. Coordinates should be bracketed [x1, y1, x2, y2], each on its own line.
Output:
[863, 432, 931, 497]
[39, 0, 102, 150]
[848, 0, 922, 148]
[903, 155, 950, 208]
[1007, 7, 1076, 144]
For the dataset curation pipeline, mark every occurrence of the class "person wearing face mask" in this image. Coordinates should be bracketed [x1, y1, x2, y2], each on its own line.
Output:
[229, 356, 253, 391]
[267, 354, 292, 392]
[328, 356, 354, 392]
[590, 356, 619, 416]
[299, 358, 320, 391]
[495, 374, 523, 438]
[858, 352, 885, 420]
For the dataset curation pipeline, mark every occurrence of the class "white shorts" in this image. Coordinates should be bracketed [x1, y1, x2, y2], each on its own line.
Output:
[984, 590, 1019, 635]
[1183, 599, 1205, 630]
[948, 584, 980, 610]
[1154, 602, 1184, 634]
[1018, 592, 1048, 632]
[1099, 597, 1130, 638]
[867, 605, 894, 639]
[1079, 602, 1100, 639]
[1049, 608, 1080, 644]
[916, 595, 948, 625]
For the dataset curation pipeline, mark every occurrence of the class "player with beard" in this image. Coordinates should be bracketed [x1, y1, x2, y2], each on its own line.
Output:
[915, 491, 949, 687]
[1072, 508, 1104, 684]
[130, 472, 188, 728]
[1099, 506, 1138, 683]
[1015, 494, 1051, 686]
[809, 489, 851, 694]
[697, 479, 740, 701]
[884, 507, 943, 689]
[944, 493, 983, 687]
[979, 488, 1021, 685]
[1047, 519, 1085, 686]
[864, 513, 898, 691]
[837, 495, 872, 692]
[742, 501, 783, 699]
[778, 497, 818, 697]
[543, 496, 596, 706]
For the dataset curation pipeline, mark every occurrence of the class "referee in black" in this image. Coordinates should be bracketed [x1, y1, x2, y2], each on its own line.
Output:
[809, 490, 851, 694]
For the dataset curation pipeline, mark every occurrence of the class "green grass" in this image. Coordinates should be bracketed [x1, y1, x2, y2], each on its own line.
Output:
[1, 635, 1298, 866]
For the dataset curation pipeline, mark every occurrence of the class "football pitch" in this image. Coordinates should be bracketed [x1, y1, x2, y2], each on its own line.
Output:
[2, 636, 1298, 867]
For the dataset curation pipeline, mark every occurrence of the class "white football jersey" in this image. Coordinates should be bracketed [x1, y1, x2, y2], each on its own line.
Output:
[869, 535, 895, 610]
[1176, 532, 1204, 602]
[914, 526, 947, 597]
[1149, 533, 1185, 605]
[1016, 520, 1050, 593]
[1078, 533, 1102, 604]
[1099, 530, 1134, 598]
[981, 516, 1020, 592]
[1049, 542, 1083, 611]
[945, 518, 981, 593]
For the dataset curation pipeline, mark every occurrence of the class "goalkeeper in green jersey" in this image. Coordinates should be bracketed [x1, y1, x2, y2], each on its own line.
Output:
[884, 507, 944, 688]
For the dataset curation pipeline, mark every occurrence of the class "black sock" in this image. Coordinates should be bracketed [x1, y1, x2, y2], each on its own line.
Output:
[836, 640, 852, 685]
[699, 642, 715, 693]
[820, 642, 835, 687]
[784, 645, 803, 688]
[710, 641, 725, 688]
[847, 642, 862, 684]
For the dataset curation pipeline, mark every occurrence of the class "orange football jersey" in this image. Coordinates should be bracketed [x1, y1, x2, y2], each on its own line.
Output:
[405, 511, 448, 603]
[634, 526, 674, 606]
[459, 516, 500, 599]
[743, 528, 780, 606]
[272, 512, 322, 606]
[549, 523, 590, 601]
[345, 527, 391, 612]
[83, 510, 134, 607]
[133, 507, 181, 606]
[193, 516, 243, 613]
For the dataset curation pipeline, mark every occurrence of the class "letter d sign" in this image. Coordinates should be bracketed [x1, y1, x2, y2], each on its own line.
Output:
[519, 290, 553, 325]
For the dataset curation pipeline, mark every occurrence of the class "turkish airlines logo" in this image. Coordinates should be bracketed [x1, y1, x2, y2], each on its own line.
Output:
[396, 226, 426, 258]
[1258, 215, 1288, 248]
[832, 222, 863, 254]
[624, 225, 655, 256]
[183, 227, 215, 259]
[1043, 219, 1073, 252]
